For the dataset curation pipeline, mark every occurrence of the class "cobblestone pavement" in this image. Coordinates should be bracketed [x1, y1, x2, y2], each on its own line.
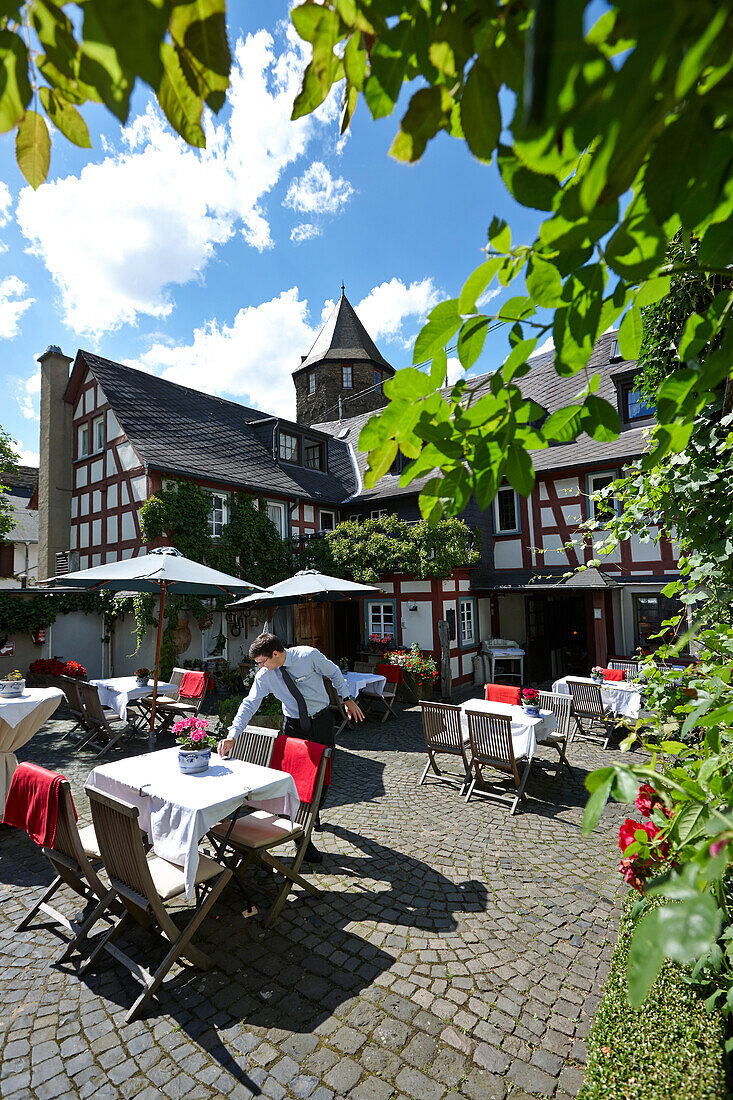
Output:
[0, 701, 630, 1100]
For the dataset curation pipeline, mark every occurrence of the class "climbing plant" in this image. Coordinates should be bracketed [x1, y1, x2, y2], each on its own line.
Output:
[327, 514, 478, 584]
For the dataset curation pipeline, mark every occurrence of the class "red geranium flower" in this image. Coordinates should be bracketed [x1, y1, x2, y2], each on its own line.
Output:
[619, 818, 668, 860]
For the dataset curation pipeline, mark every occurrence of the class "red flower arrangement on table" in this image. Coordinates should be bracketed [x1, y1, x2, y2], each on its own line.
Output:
[618, 783, 673, 893]
[29, 658, 86, 679]
[172, 716, 218, 752]
[520, 688, 539, 706]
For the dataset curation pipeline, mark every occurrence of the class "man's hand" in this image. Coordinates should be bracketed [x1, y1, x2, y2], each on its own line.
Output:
[217, 737, 234, 757]
[344, 698, 365, 722]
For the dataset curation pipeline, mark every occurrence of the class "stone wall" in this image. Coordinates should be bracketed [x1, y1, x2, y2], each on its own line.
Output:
[294, 359, 392, 426]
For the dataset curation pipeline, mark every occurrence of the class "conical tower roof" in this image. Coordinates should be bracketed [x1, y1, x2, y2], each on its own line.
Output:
[295, 291, 392, 374]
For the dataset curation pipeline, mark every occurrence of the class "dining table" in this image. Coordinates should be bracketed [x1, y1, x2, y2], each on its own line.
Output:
[552, 675, 642, 719]
[0, 687, 65, 810]
[86, 747, 300, 897]
[458, 698, 558, 760]
[345, 670, 386, 699]
[90, 676, 179, 721]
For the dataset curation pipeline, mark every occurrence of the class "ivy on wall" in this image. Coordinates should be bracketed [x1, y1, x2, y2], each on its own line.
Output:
[0, 590, 125, 642]
[326, 515, 479, 584]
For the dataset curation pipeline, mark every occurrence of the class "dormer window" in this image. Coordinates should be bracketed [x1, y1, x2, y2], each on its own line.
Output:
[279, 432, 299, 463]
[304, 442, 323, 470]
[342, 364, 353, 389]
[609, 338, 622, 362]
[373, 369, 383, 394]
[621, 382, 655, 422]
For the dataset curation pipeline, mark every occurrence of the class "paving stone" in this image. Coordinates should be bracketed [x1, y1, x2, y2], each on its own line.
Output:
[507, 1059, 557, 1096]
[324, 1057, 363, 1092]
[394, 1066, 445, 1100]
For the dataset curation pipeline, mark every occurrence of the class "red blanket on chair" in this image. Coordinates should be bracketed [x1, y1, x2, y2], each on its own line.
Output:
[376, 663, 403, 684]
[2, 762, 72, 847]
[484, 684, 521, 705]
[271, 734, 330, 802]
[601, 668, 625, 681]
[179, 671, 208, 698]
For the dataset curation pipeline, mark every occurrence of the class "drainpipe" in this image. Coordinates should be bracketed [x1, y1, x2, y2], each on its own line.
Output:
[338, 397, 343, 422]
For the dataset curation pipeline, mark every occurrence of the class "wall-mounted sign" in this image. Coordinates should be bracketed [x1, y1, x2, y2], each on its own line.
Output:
[0, 640, 15, 657]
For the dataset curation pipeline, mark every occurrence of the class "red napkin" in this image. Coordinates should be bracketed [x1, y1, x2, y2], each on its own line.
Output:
[377, 663, 403, 684]
[601, 668, 625, 681]
[485, 684, 521, 705]
[179, 671, 207, 699]
[271, 734, 330, 801]
[2, 762, 74, 847]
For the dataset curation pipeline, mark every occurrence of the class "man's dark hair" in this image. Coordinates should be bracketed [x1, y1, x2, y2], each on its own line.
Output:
[249, 633, 286, 660]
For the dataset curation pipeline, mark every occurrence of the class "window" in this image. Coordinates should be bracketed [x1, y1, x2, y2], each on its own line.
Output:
[370, 509, 386, 520]
[209, 493, 228, 538]
[304, 442, 323, 470]
[373, 369, 382, 394]
[367, 601, 395, 639]
[319, 509, 336, 531]
[493, 486, 519, 534]
[633, 594, 688, 653]
[622, 383, 655, 421]
[264, 500, 287, 538]
[459, 598, 476, 647]
[342, 364, 353, 389]
[279, 432, 299, 463]
[93, 416, 104, 452]
[77, 423, 89, 458]
[609, 338, 622, 362]
[389, 452, 404, 476]
[588, 472, 618, 520]
[308, 371, 316, 395]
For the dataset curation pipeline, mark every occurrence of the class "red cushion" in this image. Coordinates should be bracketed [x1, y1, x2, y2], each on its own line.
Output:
[2, 763, 74, 847]
[271, 734, 330, 800]
[484, 684, 521, 705]
[601, 668, 625, 681]
[377, 663, 403, 684]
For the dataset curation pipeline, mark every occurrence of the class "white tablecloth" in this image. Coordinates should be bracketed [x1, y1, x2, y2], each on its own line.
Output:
[86, 747, 300, 897]
[459, 699, 557, 761]
[552, 676, 641, 719]
[0, 688, 64, 809]
[345, 671, 386, 698]
[90, 677, 178, 720]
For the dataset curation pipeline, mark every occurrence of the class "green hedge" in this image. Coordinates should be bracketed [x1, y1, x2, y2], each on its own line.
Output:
[579, 892, 728, 1100]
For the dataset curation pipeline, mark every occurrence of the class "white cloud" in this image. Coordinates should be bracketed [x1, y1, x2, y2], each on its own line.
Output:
[477, 286, 501, 308]
[0, 181, 11, 252]
[0, 275, 34, 339]
[446, 356, 463, 385]
[13, 443, 39, 467]
[284, 161, 353, 215]
[531, 335, 555, 357]
[291, 223, 320, 243]
[16, 27, 339, 336]
[135, 277, 444, 419]
[356, 277, 441, 349]
[17, 368, 40, 419]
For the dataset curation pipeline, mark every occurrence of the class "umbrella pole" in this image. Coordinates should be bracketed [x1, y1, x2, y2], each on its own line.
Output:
[149, 584, 166, 751]
[308, 597, 315, 647]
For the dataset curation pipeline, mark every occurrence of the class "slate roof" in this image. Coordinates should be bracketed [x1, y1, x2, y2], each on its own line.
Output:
[470, 566, 672, 592]
[5, 496, 38, 543]
[296, 292, 394, 375]
[314, 329, 648, 503]
[75, 352, 357, 504]
[5, 466, 38, 498]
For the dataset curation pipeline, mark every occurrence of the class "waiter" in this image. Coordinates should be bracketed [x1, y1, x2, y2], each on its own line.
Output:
[217, 632, 364, 861]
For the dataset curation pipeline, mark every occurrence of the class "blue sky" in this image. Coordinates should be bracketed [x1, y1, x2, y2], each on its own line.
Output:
[0, 2, 546, 468]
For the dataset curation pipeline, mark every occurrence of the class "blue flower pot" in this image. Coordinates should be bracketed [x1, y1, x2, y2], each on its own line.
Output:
[522, 705, 539, 717]
[178, 748, 211, 774]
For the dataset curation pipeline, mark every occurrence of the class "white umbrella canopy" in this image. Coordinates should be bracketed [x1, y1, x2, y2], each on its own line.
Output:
[42, 547, 268, 747]
[228, 569, 382, 646]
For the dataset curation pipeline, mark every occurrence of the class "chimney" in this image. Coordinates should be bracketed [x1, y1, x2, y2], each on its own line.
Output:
[37, 345, 73, 580]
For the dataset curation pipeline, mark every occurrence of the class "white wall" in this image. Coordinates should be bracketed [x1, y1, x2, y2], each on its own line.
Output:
[51, 612, 106, 679]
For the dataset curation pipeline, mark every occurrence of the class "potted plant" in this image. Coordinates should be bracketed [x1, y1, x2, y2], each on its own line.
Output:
[0, 670, 25, 698]
[520, 687, 540, 716]
[173, 716, 218, 774]
[386, 644, 438, 703]
[591, 666, 605, 683]
[135, 667, 151, 687]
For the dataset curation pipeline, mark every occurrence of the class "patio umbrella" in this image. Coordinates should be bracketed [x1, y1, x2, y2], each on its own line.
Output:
[227, 569, 382, 647]
[42, 547, 266, 748]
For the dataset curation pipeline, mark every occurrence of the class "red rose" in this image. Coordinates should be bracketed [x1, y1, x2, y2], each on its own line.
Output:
[635, 783, 656, 817]
[619, 818, 664, 853]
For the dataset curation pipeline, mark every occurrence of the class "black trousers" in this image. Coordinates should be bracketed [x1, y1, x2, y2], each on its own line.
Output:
[283, 707, 335, 811]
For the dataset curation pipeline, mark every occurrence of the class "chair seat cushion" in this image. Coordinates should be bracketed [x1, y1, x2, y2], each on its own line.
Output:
[156, 700, 196, 713]
[147, 851, 223, 901]
[211, 809, 302, 850]
[78, 823, 101, 860]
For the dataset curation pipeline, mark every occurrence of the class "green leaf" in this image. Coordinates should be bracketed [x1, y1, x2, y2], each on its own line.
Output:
[582, 770, 614, 835]
[159, 42, 205, 147]
[86, 0, 167, 89]
[635, 275, 671, 308]
[605, 212, 665, 280]
[413, 300, 462, 364]
[460, 62, 500, 163]
[698, 218, 733, 268]
[290, 2, 329, 43]
[583, 395, 621, 442]
[458, 258, 501, 313]
[678, 313, 711, 361]
[385, 368, 435, 401]
[39, 86, 91, 147]
[79, 6, 133, 123]
[497, 144, 557, 211]
[542, 404, 584, 443]
[505, 444, 534, 497]
[170, 0, 231, 110]
[526, 256, 562, 308]
[342, 30, 366, 89]
[292, 61, 329, 120]
[618, 305, 643, 360]
[0, 29, 32, 133]
[628, 896, 722, 1008]
[391, 86, 449, 163]
[15, 110, 51, 188]
[457, 316, 489, 370]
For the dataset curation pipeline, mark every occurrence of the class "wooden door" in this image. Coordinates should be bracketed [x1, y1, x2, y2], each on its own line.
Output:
[294, 603, 329, 652]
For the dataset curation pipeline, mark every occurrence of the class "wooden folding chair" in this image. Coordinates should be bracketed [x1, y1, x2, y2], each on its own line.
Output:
[209, 744, 330, 928]
[608, 659, 639, 676]
[353, 661, 372, 674]
[150, 671, 207, 736]
[229, 725, 277, 767]
[464, 709, 533, 814]
[357, 663, 400, 723]
[13, 777, 115, 962]
[567, 679, 615, 748]
[127, 668, 186, 728]
[419, 701, 471, 790]
[322, 676, 353, 736]
[82, 787, 231, 1023]
[76, 682, 131, 758]
[59, 675, 93, 742]
[536, 690, 574, 775]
